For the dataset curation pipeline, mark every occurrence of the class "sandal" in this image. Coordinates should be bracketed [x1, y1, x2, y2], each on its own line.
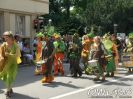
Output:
[5, 91, 11, 98]
[10, 89, 13, 94]
[110, 72, 114, 77]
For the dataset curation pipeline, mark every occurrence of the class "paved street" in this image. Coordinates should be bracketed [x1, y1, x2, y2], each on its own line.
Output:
[0, 63, 133, 99]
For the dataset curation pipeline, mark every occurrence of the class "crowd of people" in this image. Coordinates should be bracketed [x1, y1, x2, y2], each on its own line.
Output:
[0, 30, 133, 98]
[33, 31, 133, 82]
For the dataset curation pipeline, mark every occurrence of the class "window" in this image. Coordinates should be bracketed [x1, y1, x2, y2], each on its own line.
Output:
[15, 15, 25, 35]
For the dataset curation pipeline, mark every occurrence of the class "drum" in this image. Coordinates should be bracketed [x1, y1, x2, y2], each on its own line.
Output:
[105, 55, 113, 61]
[36, 60, 45, 69]
[85, 60, 99, 75]
[88, 60, 98, 67]
[36, 60, 46, 65]
[122, 55, 133, 68]
[105, 55, 112, 58]
[35, 59, 47, 75]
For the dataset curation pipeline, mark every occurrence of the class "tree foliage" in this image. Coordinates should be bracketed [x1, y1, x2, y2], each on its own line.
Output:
[84, 0, 133, 34]
[43, 0, 133, 35]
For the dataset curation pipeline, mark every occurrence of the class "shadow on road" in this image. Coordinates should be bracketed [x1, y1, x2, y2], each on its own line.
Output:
[43, 81, 82, 89]
[103, 75, 133, 86]
[10, 93, 39, 99]
[93, 75, 133, 86]
[0, 89, 4, 94]
[0, 66, 42, 89]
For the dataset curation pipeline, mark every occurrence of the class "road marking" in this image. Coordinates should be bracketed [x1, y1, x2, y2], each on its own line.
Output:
[49, 75, 133, 99]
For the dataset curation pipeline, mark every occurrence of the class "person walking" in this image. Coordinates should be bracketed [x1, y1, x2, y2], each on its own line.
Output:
[53, 34, 65, 76]
[89, 36, 107, 81]
[0, 31, 21, 98]
[41, 34, 54, 83]
[102, 34, 118, 77]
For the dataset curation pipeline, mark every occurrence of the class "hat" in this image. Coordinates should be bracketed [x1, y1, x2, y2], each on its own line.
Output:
[87, 33, 95, 38]
[3, 31, 13, 36]
[103, 33, 110, 39]
[73, 33, 79, 37]
[36, 32, 44, 37]
[53, 33, 60, 39]
[129, 32, 133, 39]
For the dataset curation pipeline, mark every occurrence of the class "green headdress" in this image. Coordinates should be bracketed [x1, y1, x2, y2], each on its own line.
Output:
[36, 32, 44, 37]
[53, 33, 61, 39]
[103, 32, 110, 40]
[87, 33, 95, 38]
[129, 32, 133, 39]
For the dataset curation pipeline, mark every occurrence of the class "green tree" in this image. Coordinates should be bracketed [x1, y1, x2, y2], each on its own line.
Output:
[45, 0, 133, 35]
[84, 0, 133, 34]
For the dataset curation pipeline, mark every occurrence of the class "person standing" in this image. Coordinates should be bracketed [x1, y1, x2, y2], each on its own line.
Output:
[111, 34, 121, 65]
[34, 32, 44, 75]
[41, 35, 54, 83]
[68, 43, 82, 77]
[102, 34, 118, 77]
[70, 33, 82, 76]
[81, 34, 93, 68]
[36, 32, 44, 62]
[89, 36, 107, 81]
[124, 32, 133, 72]
[53, 34, 65, 76]
[0, 31, 21, 98]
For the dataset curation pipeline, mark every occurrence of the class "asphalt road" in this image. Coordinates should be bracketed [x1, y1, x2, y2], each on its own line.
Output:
[0, 63, 133, 99]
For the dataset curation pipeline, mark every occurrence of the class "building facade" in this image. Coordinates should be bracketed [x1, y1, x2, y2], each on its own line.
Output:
[0, 0, 49, 38]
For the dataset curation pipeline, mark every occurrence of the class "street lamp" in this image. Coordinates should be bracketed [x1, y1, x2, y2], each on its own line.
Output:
[113, 24, 118, 34]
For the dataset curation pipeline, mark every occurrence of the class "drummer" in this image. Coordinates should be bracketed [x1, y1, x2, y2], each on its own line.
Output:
[36, 32, 44, 62]
[81, 34, 94, 68]
[53, 33, 65, 76]
[124, 32, 133, 72]
[41, 33, 54, 83]
[34, 32, 44, 75]
[89, 36, 107, 81]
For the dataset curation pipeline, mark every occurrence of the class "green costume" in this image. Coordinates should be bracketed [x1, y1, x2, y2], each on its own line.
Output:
[124, 32, 133, 72]
[103, 39, 116, 73]
[36, 32, 44, 38]
[53, 41, 65, 53]
[0, 42, 20, 87]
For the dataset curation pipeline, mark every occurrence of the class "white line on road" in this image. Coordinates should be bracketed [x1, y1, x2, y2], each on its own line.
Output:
[49, 75, 133, 99]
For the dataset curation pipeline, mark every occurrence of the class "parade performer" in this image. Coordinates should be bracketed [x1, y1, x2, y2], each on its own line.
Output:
[71, 33, 82, 70]
[102, 34, 118, 77]
[34, 32, 44, 75]
[53, 34, 65, 76]
[68, 42, 82, 77]
[81, 34, 94, 67]
[41, 34, 54, 83]
[124, 32, 133, 72]
[0, 31, 21, 97]
[111, 34, 121, 66]
[36, 32, 44, 62]
[89, 36, 107, 81]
